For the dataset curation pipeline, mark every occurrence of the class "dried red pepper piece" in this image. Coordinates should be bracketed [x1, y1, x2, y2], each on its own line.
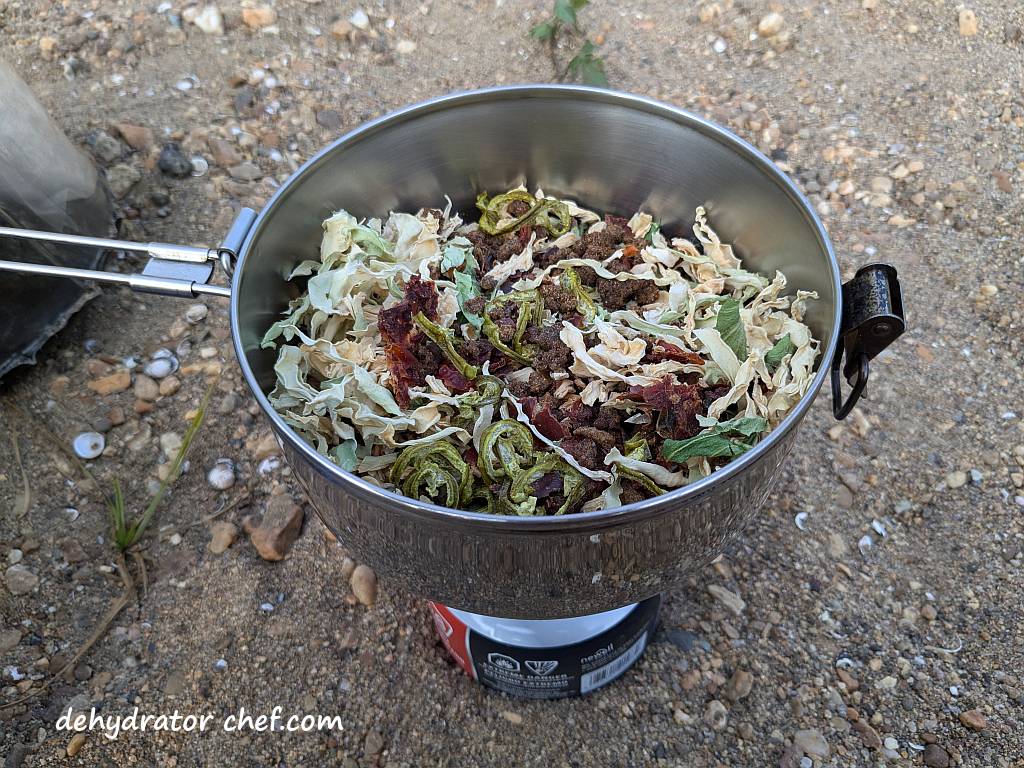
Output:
[627, 375, 703, 440]
[379, 276, 441, 405]
[384, 344, 425, 408]
[437, 363, 473, 394]
[378, 274, 439, 345]
[644, 340, 705, 366]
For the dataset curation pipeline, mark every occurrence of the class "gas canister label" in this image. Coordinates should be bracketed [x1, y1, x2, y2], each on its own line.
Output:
[432, 596, 660, 699]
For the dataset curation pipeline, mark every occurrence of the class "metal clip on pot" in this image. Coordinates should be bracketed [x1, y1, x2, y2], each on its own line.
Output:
[0, 207, 257, 299]
[831, 263, 905, 420]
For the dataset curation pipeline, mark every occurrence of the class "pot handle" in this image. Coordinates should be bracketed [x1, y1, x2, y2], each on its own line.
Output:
[0, 207, 257, 299]
[831, 263, 906, 419]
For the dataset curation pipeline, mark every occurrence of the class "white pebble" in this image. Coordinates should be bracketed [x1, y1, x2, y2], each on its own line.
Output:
[160, 432, 183, 459]
[350, 8, 370, 29]
[7, 549, 23, 565]
[144, 355, 179, 379]
[857, 534, 873, 556]
[207, 459, 236, 490]
[185, 304, 209, 324]
[169, 533, 182, 546]
[883, 737, 898, 750]
[794, 512, 808, 530]
[192, 5, 224, 35]
[73, 432, 105, 459]
[712, 38, 727, 53]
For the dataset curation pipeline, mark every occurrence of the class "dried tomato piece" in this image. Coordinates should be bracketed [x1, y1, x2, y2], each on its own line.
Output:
[627, 375, 702, 440]
[532, 405, 566, 441]
[384, 343, 425, 408]
[515, 396, 566, 440]
[437, 363, 473, 394]
[517, 224, 533, 249]
[531, 472, 563, 499]
[378, 275, 439, 345]
[644, 340, 705, 366]
[378, 276, 441, 404]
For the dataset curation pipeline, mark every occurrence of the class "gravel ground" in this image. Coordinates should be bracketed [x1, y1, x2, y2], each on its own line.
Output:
[2, 1, 1023, 766]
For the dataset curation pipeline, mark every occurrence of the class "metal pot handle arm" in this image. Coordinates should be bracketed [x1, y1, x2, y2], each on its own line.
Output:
[0, 207, 257, 299]
[831, 263, 906, 420]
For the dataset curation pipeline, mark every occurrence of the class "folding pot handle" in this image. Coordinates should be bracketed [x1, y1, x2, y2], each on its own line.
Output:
[831, 263, 906, 419]
[0, 207, 257, 299]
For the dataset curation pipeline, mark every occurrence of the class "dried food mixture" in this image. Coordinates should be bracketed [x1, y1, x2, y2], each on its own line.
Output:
[262, 188, 819, 515]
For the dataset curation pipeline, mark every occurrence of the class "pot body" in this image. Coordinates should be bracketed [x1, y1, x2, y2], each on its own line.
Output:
[231, 87, 841, 618]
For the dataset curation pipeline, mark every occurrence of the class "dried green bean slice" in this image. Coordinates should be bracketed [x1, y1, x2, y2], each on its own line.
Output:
[413, 312, 478, 380]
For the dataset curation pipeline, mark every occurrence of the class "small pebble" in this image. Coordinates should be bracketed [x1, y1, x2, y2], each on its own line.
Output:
[144, 354, 179, 379]
[134, 375, 159, 402]
[190, 156, 209, 177]
[159, 376, 181, 397]
[793, 729, 830, 758]
[958, 709, 987, 731]
[158, 143, 192, 178]
[208, 521, 238, 554]
[958, 8, 978, 37]
[923, 744, 950, 768]
[350, 8, 370, 29]
[724, 669, 754, 702]
[73, 432, 105, 460]
[191, 5, 224, 35]
[185, 304, 209, 323]
[242, 6, 277, 29]
[160, 432, 183, 459]
[4, 565, 39, 595]
[703, 699, 728, 730]
[350, 564, 378, 606]
[66, 732, 87, 757]
[945, 471, 968, 489]
[213, 658, 228, 672]
[207, 459, 236, 490]
[707, 584, 745, 614]
[757, 12, 784, 37]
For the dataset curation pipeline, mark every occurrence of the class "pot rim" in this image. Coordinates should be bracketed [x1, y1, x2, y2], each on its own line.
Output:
[230, 84, 842, 532]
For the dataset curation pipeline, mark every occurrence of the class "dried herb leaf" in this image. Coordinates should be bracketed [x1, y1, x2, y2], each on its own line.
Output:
[764, 333, 795, 373]
[662, 416, 767, 462]
[715, 297, 747, 361]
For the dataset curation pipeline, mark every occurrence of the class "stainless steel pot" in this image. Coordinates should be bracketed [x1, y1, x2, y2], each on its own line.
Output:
[0, 86, 905, 618]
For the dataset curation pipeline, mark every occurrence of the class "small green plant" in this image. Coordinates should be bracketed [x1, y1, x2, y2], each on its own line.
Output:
[108, 382, 215, 550]
[529, 0, 609, 87]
